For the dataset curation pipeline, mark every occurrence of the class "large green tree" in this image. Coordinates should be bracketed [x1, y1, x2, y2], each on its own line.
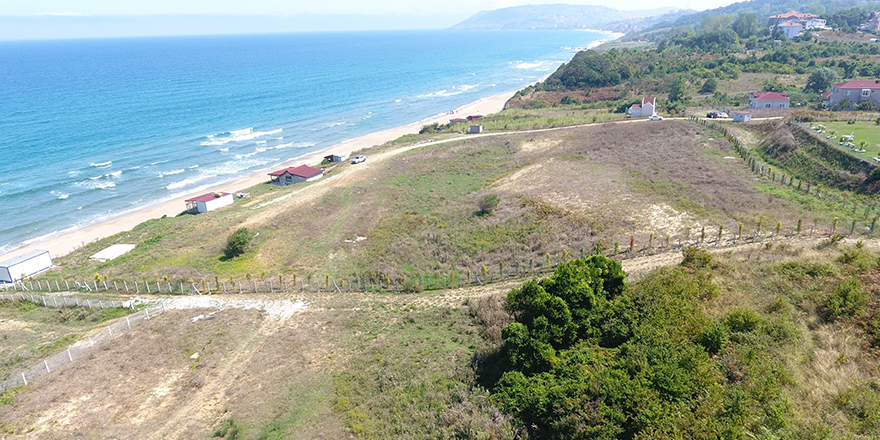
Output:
[732, 12, 761, 39]
[668, 75, 688, 102]
[805, 67, 839, 93]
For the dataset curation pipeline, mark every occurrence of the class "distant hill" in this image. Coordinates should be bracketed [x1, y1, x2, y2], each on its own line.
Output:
[670, 0, 878, 27]
[450, 4, 690, 31]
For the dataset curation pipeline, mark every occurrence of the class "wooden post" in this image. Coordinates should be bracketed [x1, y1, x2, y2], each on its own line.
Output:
[124, 281, 129, 292]
[45, 360, 50, 373]
[126, 317, 131, 329]
[223, 282, 227, 294]
[239, 281, 243, 294]
[21, 372, 27, 386]
[64, 280, 69, 291]
[67, 349, 73, 361]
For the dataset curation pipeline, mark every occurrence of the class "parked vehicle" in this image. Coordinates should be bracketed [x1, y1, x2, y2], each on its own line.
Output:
[351, 155, 366, 164]
[648, 115, 663, 121]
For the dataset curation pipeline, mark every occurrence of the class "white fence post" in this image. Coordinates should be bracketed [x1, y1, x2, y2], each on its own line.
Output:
[126, 317, 131, 329]
[67, 349, 72, 362]
[21, 372, 27, 386]
[44, 360, 50, 373]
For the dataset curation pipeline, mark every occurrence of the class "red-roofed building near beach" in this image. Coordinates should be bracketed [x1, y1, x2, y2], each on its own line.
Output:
[185, 192, 233, 213]
[829, 80, 880, 109]
[747, 91, 790, 109]
[268, 165, 324, 186]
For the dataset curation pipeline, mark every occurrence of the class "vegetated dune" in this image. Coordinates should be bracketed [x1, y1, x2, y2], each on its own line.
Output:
[52, 120, 815, 284]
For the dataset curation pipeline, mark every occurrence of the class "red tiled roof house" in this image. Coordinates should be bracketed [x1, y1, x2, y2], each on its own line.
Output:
[829, 80, 880, 109]
[747, 91, 790, 109]
[268, 164, 324, 186]
[185, 192, 233, 213]
[627, 97, 656, 117]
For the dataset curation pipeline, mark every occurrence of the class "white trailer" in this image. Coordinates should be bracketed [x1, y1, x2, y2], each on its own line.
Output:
[0, 250, 53, 283]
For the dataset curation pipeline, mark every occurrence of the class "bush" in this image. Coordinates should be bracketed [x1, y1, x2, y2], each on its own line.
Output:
[726, 309, 762, 333]
[698, 322, 729, 354]
[478, 194, 501, 216]
[224, 228, 252, 259]
[825, 278, 867, 321]
[681, 247, 713, 269]
[699, 78, 718, 94]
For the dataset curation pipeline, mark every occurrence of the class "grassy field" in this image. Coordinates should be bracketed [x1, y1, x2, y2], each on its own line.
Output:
[0, 299, 132, 381]
[4, 241, 880, 438]
[38, 119, 831, 290]
[814, 120, 880, 157]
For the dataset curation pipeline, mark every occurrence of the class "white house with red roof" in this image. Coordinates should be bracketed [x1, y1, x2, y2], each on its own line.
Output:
[768, 11, 827, 39]
[776, 22, 805, 39]
[747, 91, 790, 109]
[829, 79, 880, 109]
[627, 97, 656, 118]
[185, 192, 233, 213]
[268, 164, 324, 186]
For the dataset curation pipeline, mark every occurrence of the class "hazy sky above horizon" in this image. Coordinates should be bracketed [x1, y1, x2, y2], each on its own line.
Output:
[3, 0, 741, 16]
[0, 0, 744, 41]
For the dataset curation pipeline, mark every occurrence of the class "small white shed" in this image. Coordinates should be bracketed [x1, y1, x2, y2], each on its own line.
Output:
[468, 125, 483, 134]
[733, 112, 752, 122]
[0, 250, 53, 283]
[185, 192, 234, 213]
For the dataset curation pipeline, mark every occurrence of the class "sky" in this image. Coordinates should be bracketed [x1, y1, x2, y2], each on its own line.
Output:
[2, 0, 740, 16]
[0, 0, 743, 40]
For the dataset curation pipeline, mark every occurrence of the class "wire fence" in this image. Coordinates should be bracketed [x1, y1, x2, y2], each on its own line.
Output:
[0, 295, 165, 393]
[0, 115, 873, 298]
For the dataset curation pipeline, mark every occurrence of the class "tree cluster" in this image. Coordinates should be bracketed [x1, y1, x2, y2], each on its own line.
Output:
[484, 254, 797, 439]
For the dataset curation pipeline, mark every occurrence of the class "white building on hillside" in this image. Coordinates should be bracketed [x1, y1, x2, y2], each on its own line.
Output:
[627, 97, 656, 117]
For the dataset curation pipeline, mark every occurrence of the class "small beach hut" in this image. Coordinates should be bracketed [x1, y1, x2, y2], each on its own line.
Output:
[468, 125, 483, 134]
[449, 118, 467, 124]
[185, 192, 234, 213]
[732, 112, 752, 122]
[0, 250, 53, 283]
[268, 165, 324, 186]
[323, 153, 350, 163]
[466, 115, 483, 121]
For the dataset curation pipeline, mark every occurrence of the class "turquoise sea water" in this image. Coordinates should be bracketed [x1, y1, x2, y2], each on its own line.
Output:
[0, 30, 610, 254]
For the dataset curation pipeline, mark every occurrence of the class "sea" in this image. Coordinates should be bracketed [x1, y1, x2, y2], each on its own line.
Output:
[0, 30, 612, 255]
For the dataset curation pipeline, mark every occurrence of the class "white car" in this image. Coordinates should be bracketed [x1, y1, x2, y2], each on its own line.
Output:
[351, 155, 366, 164]
[648, 115, 663, 121]
[717, 112, 729, 118]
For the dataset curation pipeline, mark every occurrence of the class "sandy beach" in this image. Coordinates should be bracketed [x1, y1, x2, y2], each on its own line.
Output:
[2, 90, 517, 261]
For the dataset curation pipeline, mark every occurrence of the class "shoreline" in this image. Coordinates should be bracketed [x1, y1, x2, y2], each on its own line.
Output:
[2, 90, 518, 261]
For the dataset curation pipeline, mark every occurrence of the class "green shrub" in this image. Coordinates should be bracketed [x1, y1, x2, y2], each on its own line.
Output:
[224, 228, 252, 259]
[825, 278, 867, 321]
[834, 383, 880, 435]
[726, 309, 762, 333]
[681, 247, 713, 269]
[477, 194, 501, 216]
[698, 322, 729, 354]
